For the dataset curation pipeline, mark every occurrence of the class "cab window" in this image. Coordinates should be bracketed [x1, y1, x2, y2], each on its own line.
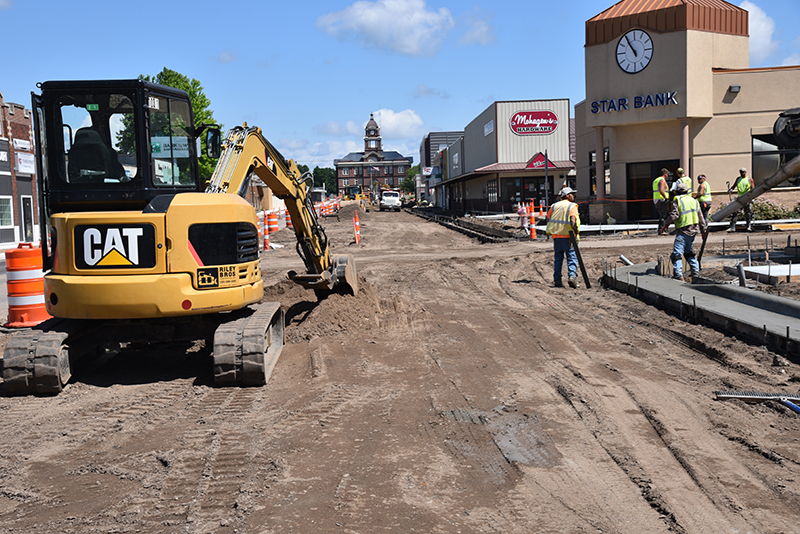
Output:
[57, 93, 138, 185]
[148, 97, 197, 187]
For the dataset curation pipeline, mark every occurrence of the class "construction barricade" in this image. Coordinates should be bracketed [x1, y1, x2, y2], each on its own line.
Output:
[4, 243, 51, 327]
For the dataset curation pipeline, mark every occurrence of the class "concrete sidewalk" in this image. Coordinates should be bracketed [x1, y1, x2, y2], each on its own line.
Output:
[604, 260, 800, 356]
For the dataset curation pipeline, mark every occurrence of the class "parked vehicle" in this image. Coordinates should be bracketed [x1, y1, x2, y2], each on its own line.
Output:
[379, 190, 401, 211]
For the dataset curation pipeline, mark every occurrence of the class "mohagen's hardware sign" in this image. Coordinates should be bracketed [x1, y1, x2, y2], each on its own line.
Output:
[75, 224, 156, 269]
[510, 111, 558, 135]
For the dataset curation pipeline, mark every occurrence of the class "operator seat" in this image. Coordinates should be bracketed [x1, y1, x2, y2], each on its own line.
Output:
[67, 127, 118, 183]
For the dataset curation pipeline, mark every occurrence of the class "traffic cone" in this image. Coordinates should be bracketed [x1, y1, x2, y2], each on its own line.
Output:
[5, 243, 51, 327]
[354, 212, 361, 244]
[528, 205, 536, 240]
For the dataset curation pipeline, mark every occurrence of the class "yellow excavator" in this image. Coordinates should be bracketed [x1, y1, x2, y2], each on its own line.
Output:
[3, 79, 357, 395]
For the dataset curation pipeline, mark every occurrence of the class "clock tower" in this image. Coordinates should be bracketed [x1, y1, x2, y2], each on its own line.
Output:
[584, 0, 749, 129]
[364, 113, 383, 161]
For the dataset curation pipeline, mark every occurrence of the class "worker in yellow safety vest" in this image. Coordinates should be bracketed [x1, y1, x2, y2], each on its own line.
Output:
[545, 187, 580, 288]
[661, 182, 708, 280]
[692, 174, 712, 221]
[652, 168, 670, 234]
[669, 167, 692, 200]
[727, 167, 755, 232]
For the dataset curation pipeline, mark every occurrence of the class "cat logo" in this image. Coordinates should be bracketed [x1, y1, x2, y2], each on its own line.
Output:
[75, 224, 157, 269]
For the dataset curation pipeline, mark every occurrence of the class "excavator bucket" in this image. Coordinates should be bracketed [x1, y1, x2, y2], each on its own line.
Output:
[334, 254, 359, 295]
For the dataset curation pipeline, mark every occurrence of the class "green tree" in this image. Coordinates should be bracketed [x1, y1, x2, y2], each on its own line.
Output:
[116, 68, 219, 180]
[402, 164, 420, 194]
[313, 166, 337, 194]
[405, 164, 420, 181]
[296, 163, 310, 176]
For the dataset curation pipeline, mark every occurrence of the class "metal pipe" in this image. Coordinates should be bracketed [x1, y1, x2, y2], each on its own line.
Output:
[737, 263, 747, 287]
[711, 153, 800, 222]
[619, 254, 634, 266]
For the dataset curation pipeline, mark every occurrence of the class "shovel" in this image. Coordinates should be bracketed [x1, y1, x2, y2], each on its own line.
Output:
[569, 230, 591, 289]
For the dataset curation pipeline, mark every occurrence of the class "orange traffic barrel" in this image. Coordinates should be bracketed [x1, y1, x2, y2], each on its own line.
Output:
[286, 212, 294, 229]
[4, 243, 52, 327]
[267, 211, 279, 234]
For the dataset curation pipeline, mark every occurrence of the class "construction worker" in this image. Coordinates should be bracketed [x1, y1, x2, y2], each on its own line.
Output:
[653, 168, 670, 234]
[670, 168, 692, 199]
[693, 174, 712, 222]
[545, 186, 580, 288]
[728, 167, 755, 232]
[662, 182, 708, 280]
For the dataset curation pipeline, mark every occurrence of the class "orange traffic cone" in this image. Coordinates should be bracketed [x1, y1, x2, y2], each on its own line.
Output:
[528, 205, 536, 240]
[354, 212, 361, 244]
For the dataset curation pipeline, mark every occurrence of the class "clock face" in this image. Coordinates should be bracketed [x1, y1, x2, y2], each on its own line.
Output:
[616, 29, 653, 74]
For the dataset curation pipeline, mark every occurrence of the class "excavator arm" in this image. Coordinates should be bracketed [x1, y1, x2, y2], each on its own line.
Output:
[206, 125, 358, 294]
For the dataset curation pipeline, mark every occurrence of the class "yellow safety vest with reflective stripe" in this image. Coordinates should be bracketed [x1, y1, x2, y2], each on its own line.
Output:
[546, 200, 579, 238]
[736, 176, 752, 196]
[697, 182, 711, 203]
[677, 176, 692, 190]
[652, 176, 666, 200]
[675, 194, 700, 229]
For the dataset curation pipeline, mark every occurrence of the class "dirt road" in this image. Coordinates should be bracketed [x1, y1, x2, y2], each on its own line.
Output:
[1, 205, 799, 533]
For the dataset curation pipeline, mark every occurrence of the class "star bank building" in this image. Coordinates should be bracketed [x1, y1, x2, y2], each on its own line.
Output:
[575, 0, 800, 223]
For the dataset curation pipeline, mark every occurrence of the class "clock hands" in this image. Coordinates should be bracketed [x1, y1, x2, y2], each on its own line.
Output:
[625, 34, 638, 58]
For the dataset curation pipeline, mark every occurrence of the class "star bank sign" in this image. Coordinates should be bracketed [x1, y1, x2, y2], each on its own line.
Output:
[591, 91, 678, 114]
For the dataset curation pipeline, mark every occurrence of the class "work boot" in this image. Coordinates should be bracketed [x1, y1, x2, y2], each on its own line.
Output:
[672, 273, 684, 281]
[727, 226, 735, 233]
[746, 226, 753, 232]
[689, 270, 700, 278]
[554, 280, 564, 288]
[568, 277, 578, 289]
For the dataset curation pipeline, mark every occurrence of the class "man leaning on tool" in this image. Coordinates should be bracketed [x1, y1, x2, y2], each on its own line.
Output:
[661, 182, 708, 281]
[546, 187, 580, 288]
[727, 167, 755, 232]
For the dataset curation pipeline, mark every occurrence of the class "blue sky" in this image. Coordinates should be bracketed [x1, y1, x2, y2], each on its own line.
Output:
[1, 0, 798, 169]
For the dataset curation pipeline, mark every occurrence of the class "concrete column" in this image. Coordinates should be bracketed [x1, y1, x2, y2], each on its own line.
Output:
[680, 119, 690, 174]
[595, 126, 604, 200]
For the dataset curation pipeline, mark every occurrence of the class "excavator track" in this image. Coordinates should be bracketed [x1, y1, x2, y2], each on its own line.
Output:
[3, 325, 73, 396]
[213, 302, 285, 387]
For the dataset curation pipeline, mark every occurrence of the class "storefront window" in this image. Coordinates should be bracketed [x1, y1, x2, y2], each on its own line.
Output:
[488, 179, 498, 203]
[752, 134, 800, 188]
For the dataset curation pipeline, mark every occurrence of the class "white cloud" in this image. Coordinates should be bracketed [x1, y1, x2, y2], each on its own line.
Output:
[740, 1, 779, 64]
[315, 120, 362, 136]
[413, 84, 450, 99]
[316, 0, 455, 57]
[459, 19, 495, 46]
[277, 139, 361, 168]
[782, 53, 800, 66]
[216, 50, 237, 64]
[371, 108, 425, 139]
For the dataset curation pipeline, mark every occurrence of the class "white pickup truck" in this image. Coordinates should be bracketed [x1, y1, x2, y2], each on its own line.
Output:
[379, 190, 402, 212]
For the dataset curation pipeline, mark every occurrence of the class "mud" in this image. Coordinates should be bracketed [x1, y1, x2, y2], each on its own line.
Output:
[1, 203, 799, 533]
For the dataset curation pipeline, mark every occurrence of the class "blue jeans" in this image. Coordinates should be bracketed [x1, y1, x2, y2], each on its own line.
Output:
[671, 233, 699, 277]
[553, 237, 577, 281]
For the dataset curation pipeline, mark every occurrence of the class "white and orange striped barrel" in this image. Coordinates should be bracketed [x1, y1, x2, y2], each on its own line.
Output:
[4, 243, 52, 327]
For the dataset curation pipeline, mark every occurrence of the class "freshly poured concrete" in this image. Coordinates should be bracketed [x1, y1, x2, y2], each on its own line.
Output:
[605, 261, 800, 355]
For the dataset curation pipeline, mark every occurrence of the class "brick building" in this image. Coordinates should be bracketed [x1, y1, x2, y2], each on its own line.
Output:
[0, 91, 39, 247]
[335, 114, 413, 196]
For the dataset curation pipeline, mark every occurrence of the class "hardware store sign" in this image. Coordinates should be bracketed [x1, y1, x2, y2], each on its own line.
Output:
[510, 111, 558, 135]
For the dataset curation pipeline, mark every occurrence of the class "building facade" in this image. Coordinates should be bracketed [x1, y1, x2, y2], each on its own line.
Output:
[576, 0, 800, 223]
[439, 99, 575, 214]
[335, 114, 413, 197]
[0, 92, 39, 247]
